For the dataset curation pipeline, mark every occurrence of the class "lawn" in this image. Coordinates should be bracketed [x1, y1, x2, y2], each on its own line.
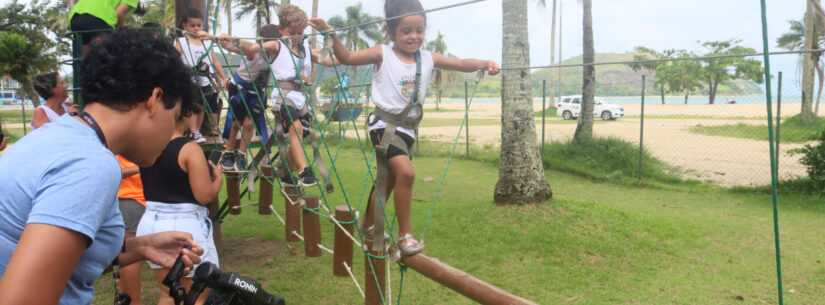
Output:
[0, 108, 32, 125]
[689, 115, 825, 143]
[92, 146, 825, 305]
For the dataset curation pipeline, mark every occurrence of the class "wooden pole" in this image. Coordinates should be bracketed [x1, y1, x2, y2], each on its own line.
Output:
[283, 185, 302, 242]
[302, 197, 322, 257]
[402, 254, 538, 305]
[258, 165, 273, 215]
[226, 173, 241, 215]
[333, 205, 354, 277]
[364, 249, 386, 305]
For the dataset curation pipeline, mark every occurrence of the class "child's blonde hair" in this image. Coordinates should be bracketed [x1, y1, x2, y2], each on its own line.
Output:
[278, 4, 307, 29]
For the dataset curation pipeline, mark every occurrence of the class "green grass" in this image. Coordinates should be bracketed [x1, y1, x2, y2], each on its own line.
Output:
[0, 109, 32, 125]
[689, 115, 825, 143]
[92, 142, 825, 305]
[535, 106, 558, 118]
[541, 137, 691, 186]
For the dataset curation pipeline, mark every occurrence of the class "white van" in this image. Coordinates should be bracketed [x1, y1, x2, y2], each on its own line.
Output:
[556, 95, 624, 120]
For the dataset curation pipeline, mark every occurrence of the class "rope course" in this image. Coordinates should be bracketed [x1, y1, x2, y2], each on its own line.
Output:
[60, 0, 786, 304]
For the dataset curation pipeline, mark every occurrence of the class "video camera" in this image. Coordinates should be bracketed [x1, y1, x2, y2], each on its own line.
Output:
[163, 256, 285, 305]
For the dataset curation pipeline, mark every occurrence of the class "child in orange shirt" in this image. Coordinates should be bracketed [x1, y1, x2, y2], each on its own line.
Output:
[116, 155, 146, 305]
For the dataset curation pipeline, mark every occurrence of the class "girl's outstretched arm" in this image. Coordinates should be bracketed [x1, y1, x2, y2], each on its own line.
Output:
[433, 53, 500, 75]
[308, 18, 382, 66]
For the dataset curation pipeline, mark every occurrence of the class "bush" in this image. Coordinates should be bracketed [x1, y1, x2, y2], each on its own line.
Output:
[794, 130, 825, 195]
[535, 106, 557, 118]
[541, 137, 686, 184]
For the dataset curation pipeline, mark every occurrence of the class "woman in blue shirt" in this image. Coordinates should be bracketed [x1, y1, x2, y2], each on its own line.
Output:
[0, 28, 203, 305]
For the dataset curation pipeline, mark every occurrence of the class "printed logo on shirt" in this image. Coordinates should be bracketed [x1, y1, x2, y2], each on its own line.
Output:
[399, 75, 417, 99]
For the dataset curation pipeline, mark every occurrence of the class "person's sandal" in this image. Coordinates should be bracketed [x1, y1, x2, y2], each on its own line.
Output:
[397, 234, 424, 257]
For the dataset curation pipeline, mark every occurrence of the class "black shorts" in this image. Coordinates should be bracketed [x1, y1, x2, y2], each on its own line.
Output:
[70, 13, 113, 46]
[193, 86, 221, 114]
[278, 104, 311, 133]
[369, 129, 415, 160]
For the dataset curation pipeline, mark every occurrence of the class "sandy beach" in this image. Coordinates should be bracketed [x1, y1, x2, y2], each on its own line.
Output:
[411, 102, 809, 186]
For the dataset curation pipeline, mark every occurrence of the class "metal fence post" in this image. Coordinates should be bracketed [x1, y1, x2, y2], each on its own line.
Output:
[638, 75, 646, 182]
[776, 71, 782, 169]
[541, 80, 547, 155]
[465, 80, 469, 157]
[21, 99, 26, 135]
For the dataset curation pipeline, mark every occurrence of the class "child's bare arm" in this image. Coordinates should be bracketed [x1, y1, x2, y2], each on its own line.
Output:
[210, 53, 228, 86]
[311, 48, 339, 66]
[309, 18, 381, 66]
[217, 34, 269, 60]
[433, 53, 500, 75]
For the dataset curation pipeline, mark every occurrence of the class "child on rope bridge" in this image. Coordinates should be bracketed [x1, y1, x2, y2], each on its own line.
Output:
[176, 8, 228, 145]
[309, 0, 500, 256]
[216, 24, 280, 172]
[217, 4, 336, 186]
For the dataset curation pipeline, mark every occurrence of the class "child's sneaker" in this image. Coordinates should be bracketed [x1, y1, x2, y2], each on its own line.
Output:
[191, 131, 207, 144]
[235, 150, 248, 171]
[220, 151, 237, 172]
[280, 173, 297, 186]
[298, 167, 317, 187]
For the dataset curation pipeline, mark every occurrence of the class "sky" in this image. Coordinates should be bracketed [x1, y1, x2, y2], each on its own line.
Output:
[217, 0, 808, 91]
[3, 0, 809, 91]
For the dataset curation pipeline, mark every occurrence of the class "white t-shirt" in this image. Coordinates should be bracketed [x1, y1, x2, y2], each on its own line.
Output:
[177, 37, 213, 87]
[235, 53, 269, 83]
[31, 103, 70, 129]
[368, 44, 434, 139]
[270, 39, 313, 109]
[270, 39, 312, 82]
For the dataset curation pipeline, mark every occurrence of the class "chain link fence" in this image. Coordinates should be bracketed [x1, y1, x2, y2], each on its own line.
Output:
[416, 54, 818, 187]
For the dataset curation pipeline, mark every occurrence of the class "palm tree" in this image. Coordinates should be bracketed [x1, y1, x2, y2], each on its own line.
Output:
[573, 0, 594, 142]
[327, 3, 383, 52]
[495, 0, 552, 204]
[628, 46, 670, 104]
[426, 32, 447, 110]
[327, 3, 382, 79]
[778, 18, 825, 115]
[235, 0, 275, 32]
[0, 31, 56, 107]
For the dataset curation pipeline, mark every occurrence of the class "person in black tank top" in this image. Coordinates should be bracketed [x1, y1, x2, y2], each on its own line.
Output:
[141, 137, 200, 204]
[137, 112, 223, 305]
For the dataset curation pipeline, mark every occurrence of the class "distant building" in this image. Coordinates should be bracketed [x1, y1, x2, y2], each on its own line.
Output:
[0, 76, 23, 105]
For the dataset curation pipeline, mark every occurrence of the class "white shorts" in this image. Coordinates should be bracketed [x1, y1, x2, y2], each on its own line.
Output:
[136, 201, 219, 274]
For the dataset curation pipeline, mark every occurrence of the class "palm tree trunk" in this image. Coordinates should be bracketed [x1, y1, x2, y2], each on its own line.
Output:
[573, 0, 594, 142]
[548, 0, 557, 109]
[815, 61, 823, 116]
[802, 0, 817, 122]
[225, 0, 232, 35]
[660, 83, 665, 104]
[494, 0, 552, 204]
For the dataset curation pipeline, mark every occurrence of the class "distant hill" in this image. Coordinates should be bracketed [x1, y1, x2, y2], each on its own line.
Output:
[437, 52, 764, 98]
[220, 51, 763, 99]
[530, 52, 764, 97]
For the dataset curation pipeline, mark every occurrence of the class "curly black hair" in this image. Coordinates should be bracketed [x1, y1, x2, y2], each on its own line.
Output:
[80, 28, 194, 117]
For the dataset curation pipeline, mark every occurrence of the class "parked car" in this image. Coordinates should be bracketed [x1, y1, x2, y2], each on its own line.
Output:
[556, 95, 624, 120]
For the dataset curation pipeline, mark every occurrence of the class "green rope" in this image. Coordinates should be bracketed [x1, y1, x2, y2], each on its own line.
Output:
[758, 1, 784, 304]
[396, 265, 408, 305]
[420, 73, 484, 243]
